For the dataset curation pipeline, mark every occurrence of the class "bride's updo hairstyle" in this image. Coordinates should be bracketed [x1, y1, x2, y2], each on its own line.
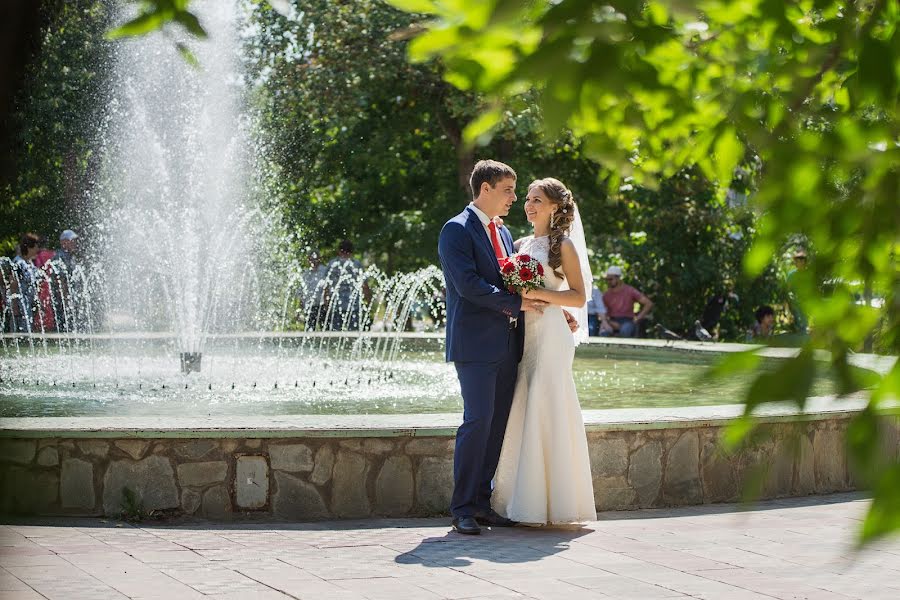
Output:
[528, 177, 576, 279]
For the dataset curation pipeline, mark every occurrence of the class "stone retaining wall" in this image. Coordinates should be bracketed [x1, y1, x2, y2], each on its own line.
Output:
[1, 415, 897, 519]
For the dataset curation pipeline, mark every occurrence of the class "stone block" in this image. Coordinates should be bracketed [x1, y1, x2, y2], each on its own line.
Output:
[244, 439, 262, 449]
[415, 456, 454, 514]
[338, 440, 363, 452]
[362, 439, 394, 454]
[201, 485, 231, 518]
[61, 458, 95, 510]
[628, 440, 662, 507]
[878, 416, 900, 460]
[273, 472, 328, 520]
[700, 437, 737, 503]
[37, 447, 59, 467]
[764, 437, 796, 498]
[375, 456, 413, 515]
[177, 461, 228, 487]
[236, 455, 269, 509]
[1, 467, 58, 514]
[663, 432, 702, 505]
[182, 488, 201, 515]
[310, 445, 335, 486]
[794, 432, 815, 494]
[102, 456, 178, 516]
[594, 475, 636, 510]
[269, 444, 314, 472]
[814, 428, 846, 492]
[589, 437, 628, 478]
[405, 438, 455, 456]
[0, 440, 36, 464]
[331, 450, 370, 517]
[173, 440, 218, 460]
[78, 440, 109, 458]
[114, 440, 150, 460]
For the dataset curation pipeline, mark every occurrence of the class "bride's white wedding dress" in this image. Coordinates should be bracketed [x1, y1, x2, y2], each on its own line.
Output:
[492, 235, 597, 525]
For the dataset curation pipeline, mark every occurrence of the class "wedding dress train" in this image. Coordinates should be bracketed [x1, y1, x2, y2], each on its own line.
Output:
[492, 235, 597, 525]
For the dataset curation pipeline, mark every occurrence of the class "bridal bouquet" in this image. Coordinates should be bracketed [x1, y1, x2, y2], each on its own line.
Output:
[499, 253, 545, 293]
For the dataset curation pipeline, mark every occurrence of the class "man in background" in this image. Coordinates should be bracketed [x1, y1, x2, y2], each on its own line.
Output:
[600, 266, 653, 338]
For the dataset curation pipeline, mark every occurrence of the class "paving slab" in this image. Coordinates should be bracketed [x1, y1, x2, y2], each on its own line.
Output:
[0, 492, 898, 600]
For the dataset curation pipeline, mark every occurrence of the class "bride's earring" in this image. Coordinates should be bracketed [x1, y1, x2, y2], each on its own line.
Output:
[550, 211, 556, 229]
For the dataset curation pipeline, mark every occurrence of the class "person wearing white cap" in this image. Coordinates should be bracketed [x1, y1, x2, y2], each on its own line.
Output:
[50, 229, 83, 332]
[600, 265, 653, 337]
[55, 230, 79, 274]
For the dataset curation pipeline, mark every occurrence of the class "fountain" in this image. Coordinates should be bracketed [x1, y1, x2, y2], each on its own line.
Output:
[0, 1, 890, 520]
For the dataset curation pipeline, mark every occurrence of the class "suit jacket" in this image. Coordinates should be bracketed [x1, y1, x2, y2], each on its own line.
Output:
[438, 207, 524, 363]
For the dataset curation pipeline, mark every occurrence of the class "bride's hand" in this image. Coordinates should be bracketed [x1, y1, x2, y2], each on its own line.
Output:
[520, 287, 536, 299]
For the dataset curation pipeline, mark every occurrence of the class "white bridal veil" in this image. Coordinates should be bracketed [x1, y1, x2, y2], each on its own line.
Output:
[567, 204, 593, 346]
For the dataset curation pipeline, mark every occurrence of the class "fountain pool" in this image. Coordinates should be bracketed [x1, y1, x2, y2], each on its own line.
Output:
[0, 335, 843, 418]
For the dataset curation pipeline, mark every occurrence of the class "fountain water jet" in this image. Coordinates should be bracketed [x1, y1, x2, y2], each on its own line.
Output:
[91, 0, 264, 362]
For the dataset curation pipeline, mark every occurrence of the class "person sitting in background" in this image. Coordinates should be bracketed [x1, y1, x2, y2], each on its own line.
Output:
[748, 305, 775, 341]
[586, 283, 612, 336]
[600, 266, 653, 338]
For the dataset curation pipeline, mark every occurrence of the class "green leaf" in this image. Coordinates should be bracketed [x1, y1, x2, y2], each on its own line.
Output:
[462, 107, 502, 146]
[702, 349, 762, 382]
[857, 35, 898, 104]
[105, 12, 167, 40]
[713, 126, 742, 187]
[176, 42, 200, 68]
[745, 347, 816, 412]
[723, 414, 757, 451]
[858, 463, 900, 547]
[743, 238, 776, 276]
[173, 11, 208, 39]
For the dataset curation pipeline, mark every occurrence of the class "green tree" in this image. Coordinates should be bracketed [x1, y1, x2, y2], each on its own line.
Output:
[1, 0, 113, 255]
[592, 166, 782, 339]
[387, 0, 899, 544]
[243, 0, 606, 271]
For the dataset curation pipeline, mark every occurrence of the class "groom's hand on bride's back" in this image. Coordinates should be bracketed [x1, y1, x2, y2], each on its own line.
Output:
[563, 310, 578, 333]
[520, 298, 547, 313]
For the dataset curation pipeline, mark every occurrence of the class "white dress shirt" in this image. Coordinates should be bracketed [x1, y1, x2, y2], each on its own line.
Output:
[468, 202, 508, 259]
[468, 203, 518, 326]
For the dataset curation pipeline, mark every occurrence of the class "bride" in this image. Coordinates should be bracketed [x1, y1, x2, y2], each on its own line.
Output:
[492, 177, 597, 525]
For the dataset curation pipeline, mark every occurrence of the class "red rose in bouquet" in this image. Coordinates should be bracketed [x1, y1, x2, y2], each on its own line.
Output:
[499, 253, 544, 292]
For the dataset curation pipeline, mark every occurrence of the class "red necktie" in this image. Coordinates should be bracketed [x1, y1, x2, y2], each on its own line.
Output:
[487, 221, 505, 263]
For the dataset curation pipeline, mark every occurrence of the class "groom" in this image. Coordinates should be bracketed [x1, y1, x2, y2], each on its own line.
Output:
[438, 159, 547, 535]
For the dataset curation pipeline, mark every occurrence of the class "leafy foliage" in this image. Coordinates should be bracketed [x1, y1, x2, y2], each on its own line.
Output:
[388, 0, 899, 544]
[242, 0, 605, 271]
[1, 0, 113, 255]
[588, 166, 782, 338]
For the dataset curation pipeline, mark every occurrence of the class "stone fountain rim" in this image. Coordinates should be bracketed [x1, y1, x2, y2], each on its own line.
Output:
[1, 335, 893, 439]
[0, 394, 884, 440]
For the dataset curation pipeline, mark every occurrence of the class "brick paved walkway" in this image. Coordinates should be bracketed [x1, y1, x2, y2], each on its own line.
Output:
[2, 493, 898, 599]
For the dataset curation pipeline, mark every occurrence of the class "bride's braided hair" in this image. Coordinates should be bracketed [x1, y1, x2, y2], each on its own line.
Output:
[528, 178, 576, 280]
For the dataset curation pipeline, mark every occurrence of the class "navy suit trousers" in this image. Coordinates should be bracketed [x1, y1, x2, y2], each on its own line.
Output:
[450, 332, 520, 518]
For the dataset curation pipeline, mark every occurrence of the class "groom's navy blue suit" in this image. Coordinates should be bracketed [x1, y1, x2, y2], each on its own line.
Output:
[438, 207, 524, 518]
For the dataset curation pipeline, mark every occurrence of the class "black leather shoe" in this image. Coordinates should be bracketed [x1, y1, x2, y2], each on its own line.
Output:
[451, 516, 481, 535]
[474, 509, 518, 527]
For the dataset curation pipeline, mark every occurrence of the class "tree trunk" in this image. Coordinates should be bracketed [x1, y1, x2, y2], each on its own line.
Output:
[0, 0, 48, 188]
